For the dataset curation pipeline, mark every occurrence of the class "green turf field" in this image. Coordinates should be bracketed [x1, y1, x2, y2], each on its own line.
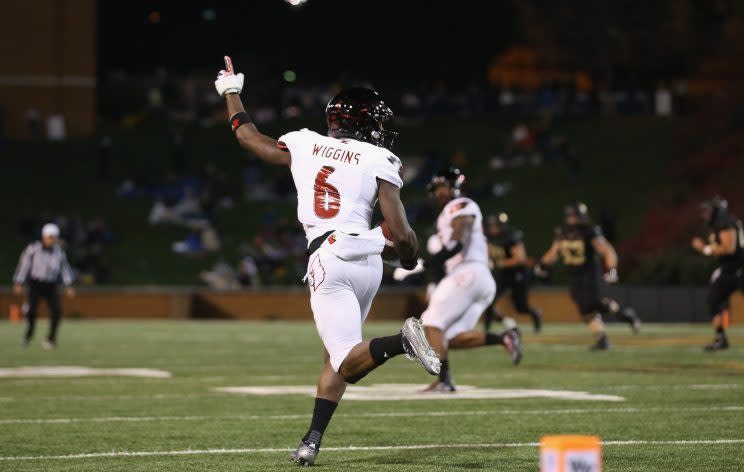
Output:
[0, 320, 742, 471]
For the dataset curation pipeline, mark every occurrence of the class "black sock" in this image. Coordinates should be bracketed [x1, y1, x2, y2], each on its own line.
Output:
[484, 307, 501, 331]
[301, 398, 338, 448]
[438, 359, 450, 382]
[483, 311, 493, 332]
[485, 332, 503, 345]
[369, 333, 405, 366]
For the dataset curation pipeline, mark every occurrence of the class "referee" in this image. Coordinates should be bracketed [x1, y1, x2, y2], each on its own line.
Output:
[13, 223, 75, 349]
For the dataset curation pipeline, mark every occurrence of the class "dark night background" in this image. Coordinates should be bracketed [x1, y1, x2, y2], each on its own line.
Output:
[98, 1, 517, 84]
[97, 0, 739, 87]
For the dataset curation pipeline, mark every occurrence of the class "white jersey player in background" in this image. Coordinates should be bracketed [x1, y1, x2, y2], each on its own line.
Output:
[395, 167, 522, 393]
[215, 57, 440, 466]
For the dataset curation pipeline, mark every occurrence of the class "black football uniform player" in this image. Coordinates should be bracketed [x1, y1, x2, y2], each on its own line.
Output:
[535, 202, 641, 350]
[483, 213, 543, 333]
[692, 197, 744, 351]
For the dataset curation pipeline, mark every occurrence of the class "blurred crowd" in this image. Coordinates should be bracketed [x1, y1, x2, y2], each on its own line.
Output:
[118, 161, 233, 256]
[116, 153, 310, 287]
[490, 118, 581, 176]
[98, 68, 684, 133]
[200, 214, 308, 290]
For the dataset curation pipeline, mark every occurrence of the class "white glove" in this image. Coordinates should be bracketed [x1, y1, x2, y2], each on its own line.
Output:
[427, 234, 443, 254]
[603, 268, 619, 284]
[214, 56, 244, 96]
[392, 258, 425, 281]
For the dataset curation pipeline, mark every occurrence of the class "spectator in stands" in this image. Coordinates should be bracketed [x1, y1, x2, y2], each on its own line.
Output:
[238, 245, 260, 287]
[512, 122, 534, 154]
[172, 225, 221, 256]
[200, 258, 241, 290]
[655, 84, 673, 117]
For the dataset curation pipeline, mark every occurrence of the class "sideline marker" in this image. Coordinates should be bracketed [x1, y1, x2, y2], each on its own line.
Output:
[540, 435, 602, 472]
[9, 304, 21, 323]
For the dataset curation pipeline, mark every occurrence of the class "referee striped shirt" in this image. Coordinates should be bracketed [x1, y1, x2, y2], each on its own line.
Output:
[13, 242, 74, 285]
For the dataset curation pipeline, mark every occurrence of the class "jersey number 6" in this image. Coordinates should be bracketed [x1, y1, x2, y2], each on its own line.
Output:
[314, 166, 341, 218]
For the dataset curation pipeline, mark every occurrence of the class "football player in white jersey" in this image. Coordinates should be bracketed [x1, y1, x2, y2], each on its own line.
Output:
[214, 57, 440, 466]
[395, 168, 522, 392]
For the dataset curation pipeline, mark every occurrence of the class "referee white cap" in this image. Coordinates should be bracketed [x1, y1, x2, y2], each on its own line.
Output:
[42, 223, 60, 238]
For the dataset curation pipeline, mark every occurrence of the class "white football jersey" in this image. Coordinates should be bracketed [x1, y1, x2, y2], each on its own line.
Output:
[278, 129, 404, 243]
[435, 197, 489, 273]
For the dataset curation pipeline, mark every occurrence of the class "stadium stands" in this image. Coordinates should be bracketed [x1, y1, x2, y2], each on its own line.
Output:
[3, 115, 685, 285]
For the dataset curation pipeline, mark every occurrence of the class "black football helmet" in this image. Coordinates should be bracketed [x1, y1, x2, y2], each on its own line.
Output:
[427, 167, 466, 196]
[488, 212, 509, 226]
[325, 87, 397, 150]
[700, 196, 729, 226]
[565, 201, 591, 225]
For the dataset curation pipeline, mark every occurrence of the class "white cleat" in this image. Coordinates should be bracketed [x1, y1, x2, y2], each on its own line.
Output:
[290, 441, 318, 466]
[401, 317, 441, 375]
[631, 317, 642, 335]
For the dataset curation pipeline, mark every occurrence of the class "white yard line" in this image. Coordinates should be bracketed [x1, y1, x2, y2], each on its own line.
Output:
[1, 439, 743, 461]
[606, 383, 744, 391]
[448, 377, 744, 391]
[1, 405, 741, 425]
[2, 393, 216, 401]
[0, 366, 171, 379]
[0, 383, 740, 402]
[216, 384, 626, 402]
[0, 414, 305, 425]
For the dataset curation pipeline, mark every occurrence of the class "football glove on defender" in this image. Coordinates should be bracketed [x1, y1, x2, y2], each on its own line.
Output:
[603, 268, 619, 284]
[214, 56, 244, 96]
[532, 263, 551, 280]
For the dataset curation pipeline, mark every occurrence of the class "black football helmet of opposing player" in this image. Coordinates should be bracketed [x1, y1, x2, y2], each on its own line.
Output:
[700, 196, 729, 227]
[494, 212, 509, 225]
[325, 87, 397, 150]
[487, 212, 509, 237]
[565, 201, 591, 225]
[427, 167, 466, 196]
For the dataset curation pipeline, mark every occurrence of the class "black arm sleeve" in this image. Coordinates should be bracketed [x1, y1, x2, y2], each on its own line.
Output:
[423, 242, 463, 268]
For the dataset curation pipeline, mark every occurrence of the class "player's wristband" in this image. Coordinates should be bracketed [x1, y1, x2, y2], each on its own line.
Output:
[229, 112, 251, 132]
[703, 245, 713, 256]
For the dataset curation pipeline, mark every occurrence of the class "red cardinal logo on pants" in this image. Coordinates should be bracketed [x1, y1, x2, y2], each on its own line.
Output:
[307, 254, 326, 292]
